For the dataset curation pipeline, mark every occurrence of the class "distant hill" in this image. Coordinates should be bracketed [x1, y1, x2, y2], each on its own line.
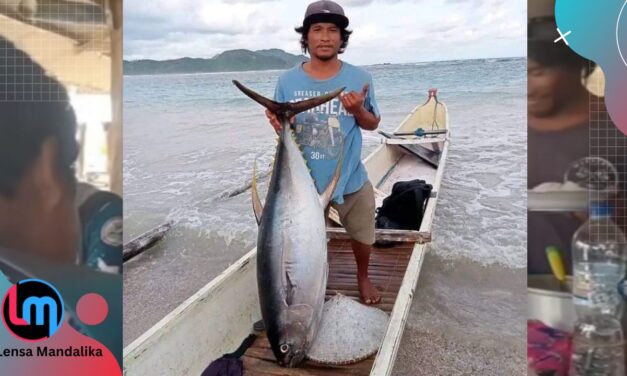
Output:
[124, 49, 308, 75]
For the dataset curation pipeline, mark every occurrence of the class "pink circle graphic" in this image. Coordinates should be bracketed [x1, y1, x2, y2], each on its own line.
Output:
[76, 293, 108, 326]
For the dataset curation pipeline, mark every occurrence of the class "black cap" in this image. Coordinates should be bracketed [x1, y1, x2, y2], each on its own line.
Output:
[528, 0, 555, 20]
[302, 0, 349, 29]
[528, 0, 555, 43]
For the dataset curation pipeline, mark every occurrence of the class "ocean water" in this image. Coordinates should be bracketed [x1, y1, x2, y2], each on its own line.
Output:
[123, 58, 527, 372]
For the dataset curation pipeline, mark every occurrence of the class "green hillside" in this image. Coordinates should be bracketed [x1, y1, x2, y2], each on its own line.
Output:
[124, 49, 308, 75]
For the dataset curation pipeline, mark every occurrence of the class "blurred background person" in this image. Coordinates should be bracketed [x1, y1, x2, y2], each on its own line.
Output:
[0, 0, 122, 273]
[0, 35, 81, 263]
[527, 7, 626, 274]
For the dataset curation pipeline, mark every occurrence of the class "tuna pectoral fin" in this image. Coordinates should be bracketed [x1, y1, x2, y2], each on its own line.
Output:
[252, 161, 263, 225]
[232, 80, 344, 119]
[319, 141, 344, 207]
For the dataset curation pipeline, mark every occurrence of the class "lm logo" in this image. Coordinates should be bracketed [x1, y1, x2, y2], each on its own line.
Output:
[1, 279, 64, 341]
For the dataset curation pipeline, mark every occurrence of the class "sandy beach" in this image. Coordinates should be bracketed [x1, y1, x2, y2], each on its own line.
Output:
[392, 254, 526, 375]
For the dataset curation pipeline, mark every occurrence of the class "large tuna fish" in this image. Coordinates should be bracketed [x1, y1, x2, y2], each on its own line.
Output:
[232, 80, 344, 367]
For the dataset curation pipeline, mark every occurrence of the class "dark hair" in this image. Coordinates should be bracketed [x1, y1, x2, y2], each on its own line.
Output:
[295, 22, 353, 55]
[528, 17, 596, 77]
[0, 36, 79, 197]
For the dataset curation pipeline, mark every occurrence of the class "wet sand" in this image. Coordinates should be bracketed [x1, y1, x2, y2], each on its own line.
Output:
[392, 253, 526, 375]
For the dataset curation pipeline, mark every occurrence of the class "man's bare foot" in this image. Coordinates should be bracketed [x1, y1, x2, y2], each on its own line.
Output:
[358, 274, 380, 305]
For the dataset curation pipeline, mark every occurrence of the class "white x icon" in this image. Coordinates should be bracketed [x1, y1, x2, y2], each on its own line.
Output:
[554, 28, 572, 45]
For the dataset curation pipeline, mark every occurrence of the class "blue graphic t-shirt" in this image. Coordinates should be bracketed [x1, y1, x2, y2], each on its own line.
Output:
[274, 62, 380, 204]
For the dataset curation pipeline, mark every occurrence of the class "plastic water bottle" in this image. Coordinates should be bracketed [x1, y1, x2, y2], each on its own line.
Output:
[570, 316, 625, 376]
[572, 202, 627, 319]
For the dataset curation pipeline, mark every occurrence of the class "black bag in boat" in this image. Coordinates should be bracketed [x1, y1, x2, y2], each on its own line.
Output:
[375, 179, 432, 244]
[200, 334, 256, 376]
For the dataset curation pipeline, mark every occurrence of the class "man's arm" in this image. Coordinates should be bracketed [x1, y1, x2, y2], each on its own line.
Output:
[353, 106, 380, 131]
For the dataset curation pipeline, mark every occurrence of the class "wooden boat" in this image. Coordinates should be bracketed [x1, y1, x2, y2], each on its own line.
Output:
[123, 89, 450, 376]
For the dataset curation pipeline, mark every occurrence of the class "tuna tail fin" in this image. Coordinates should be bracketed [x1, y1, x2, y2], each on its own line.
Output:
[232, 80, 344, 119]
[251, 160, 263, 225]
[319, 139, 344, 207]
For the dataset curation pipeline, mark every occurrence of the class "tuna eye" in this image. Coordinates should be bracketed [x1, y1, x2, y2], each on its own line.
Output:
[280, 344, 290, 353]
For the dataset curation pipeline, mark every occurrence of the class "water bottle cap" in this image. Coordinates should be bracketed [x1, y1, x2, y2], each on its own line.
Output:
[590, 201, 612, 218]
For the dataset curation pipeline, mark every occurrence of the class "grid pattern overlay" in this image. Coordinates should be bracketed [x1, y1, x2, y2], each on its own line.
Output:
[588, 66, 627, 238]
[0, 0, 109, 101]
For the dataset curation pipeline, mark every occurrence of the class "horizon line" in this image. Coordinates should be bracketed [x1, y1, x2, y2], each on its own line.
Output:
[123, 55, 526, 77]
[123, 53, 526, 65]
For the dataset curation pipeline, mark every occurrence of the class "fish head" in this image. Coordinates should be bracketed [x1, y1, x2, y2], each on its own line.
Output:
[276, 341, 306, 367]
[275, 325, 308, 367]
[275, 304, 314, 367]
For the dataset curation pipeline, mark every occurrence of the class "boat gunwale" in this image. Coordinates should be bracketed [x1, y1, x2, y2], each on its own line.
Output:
[123, 248, 258, 360]
[369, 99, 449, 375]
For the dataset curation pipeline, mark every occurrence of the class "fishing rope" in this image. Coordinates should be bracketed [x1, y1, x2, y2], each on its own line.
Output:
[430, 100, 440, 130]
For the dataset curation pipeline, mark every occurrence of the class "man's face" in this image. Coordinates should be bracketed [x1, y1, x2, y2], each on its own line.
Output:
[307, 22, 342, 61]
[527, 58, 582, 118]
[0, 139, 78, 263]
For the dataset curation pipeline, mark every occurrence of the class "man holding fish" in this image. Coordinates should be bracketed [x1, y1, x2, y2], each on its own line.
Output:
[265, 0, 382, 305]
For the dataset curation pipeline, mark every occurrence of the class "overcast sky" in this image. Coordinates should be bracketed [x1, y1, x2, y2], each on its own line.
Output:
[124, 0, 526, 65]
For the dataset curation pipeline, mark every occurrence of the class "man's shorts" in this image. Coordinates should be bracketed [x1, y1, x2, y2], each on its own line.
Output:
[331, 181, 376, 245]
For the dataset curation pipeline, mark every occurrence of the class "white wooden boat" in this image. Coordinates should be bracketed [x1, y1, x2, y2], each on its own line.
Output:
[123, 89, 450, 376]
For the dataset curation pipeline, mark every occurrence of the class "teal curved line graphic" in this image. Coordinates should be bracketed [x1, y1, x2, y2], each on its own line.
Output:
[555, 0, 627, 134]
